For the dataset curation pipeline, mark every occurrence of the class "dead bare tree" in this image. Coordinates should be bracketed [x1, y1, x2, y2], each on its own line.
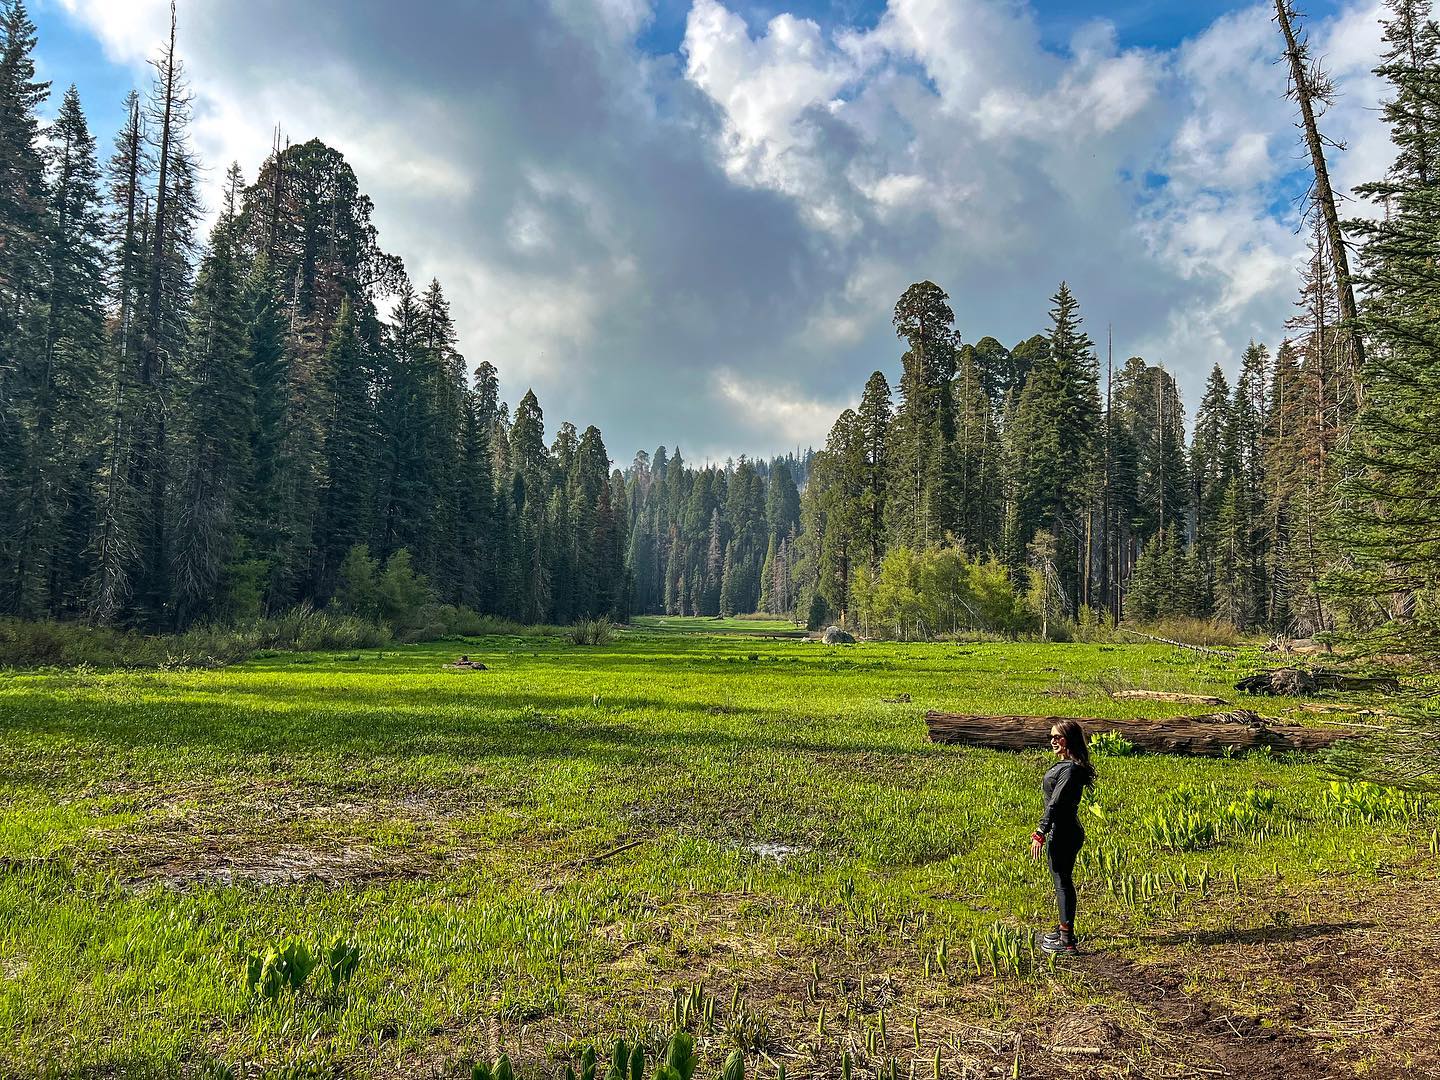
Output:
[1274, 0, 1366, 394]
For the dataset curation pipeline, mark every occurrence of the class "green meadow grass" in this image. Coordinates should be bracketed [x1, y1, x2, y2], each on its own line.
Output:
[627, 616, 804, 636]
[0, 630, 1429, 1077]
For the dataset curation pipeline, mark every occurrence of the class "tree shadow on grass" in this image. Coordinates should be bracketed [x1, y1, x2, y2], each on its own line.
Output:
[0, 685, 941, 766]
[1146, 920, 1373, 947]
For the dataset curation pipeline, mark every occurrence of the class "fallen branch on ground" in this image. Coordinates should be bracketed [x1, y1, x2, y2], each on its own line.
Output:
[585, 839, 644, 864]
[1116, 628, 1234, 656]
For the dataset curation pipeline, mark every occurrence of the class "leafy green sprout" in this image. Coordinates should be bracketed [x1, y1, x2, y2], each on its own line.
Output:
[245, 937, 359, 1001]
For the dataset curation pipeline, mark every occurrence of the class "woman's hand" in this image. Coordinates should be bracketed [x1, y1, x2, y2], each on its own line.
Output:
[1029, 836, 1044, 861]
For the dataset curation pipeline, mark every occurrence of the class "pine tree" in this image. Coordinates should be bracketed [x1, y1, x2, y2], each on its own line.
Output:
[240, 253, 288, 603]
[758, 534, 776, 613]
[131, 4, 201, 624]
[7, 86, 107, 615]
[376, 278, 427, 565]
[856, 371, 892, 570]
[805, 409, 866, 620]
[508, 389, 551, 622]
[1109, 356, 1187, 609]
[1191, 366, 1233, 533]
[1212, 479, 1257, 626]
[1332, 0, 1440, 658]
[0, 0, 48, 344]
[952, 344, 1001, 551]
[1232, 342, 1271, 618]
[764, 460, 800, 541]
[454, 362, 496, 612]
[1009, 284, 1101, 609]
[417, 278, 466, 596]
[704, 507, 723, 616]
[574, 424, 620, 616]
[888, 282, 958, 546]
[1272, 225, 1345, 634]
[0, 0, 51, 612]
[89, 90, 148, 623]
[171, 165, 255, 625]
[315, 299, 377, 600]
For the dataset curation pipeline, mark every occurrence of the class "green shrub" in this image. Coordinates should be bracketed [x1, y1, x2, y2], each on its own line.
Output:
[247, 936, 359, 1002]
[1073, 604, 1117, 643]
[1323, 781, 1424, 825]
[570, 616, 614, 646]
[849, 545, 1031, 641]
[1143, 808, 1217, 850]
[0, 611, 390, 670]
[335, 544, 381, 619]
[1090, 730, 1137, 757]
[376, 550, 434, 635]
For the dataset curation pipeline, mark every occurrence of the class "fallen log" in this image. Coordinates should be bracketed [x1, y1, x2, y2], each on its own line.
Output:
[923, 710, 1354, 757]
[1235, 668, 1401, 696]
[1314, 671, 1401, 692]
[1111, 689, 1229, 706]
[1116, 628, 1234, 657]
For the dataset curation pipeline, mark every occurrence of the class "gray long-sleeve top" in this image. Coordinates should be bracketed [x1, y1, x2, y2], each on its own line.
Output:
[1035, 759, 1086, 838]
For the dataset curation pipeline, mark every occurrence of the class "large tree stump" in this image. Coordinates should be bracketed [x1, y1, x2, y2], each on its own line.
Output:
[923, 711, 1354, 757]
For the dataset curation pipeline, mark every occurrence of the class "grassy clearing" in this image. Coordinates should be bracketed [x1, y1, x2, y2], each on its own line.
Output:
[628, 617, 804, 637]
[0, 631, 1434, 1078]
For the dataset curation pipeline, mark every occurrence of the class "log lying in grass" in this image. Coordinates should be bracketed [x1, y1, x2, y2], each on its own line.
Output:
[923, 710, 1355, 757]
[1111, 690, 1229, 706]
[1235, 668, 1401, 696]
[1115, 628, 1233, 656]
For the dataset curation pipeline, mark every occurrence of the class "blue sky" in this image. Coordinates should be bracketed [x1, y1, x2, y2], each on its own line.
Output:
[637, 0, 1347, 55]
[31, 3, 129, 130]
[28, 0, 1388, 460]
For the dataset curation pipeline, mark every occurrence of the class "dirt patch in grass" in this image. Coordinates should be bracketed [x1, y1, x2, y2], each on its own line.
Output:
[85, 779, 485, 888]
[214, 868, 1440, 1079]
[127, 841, 448, 888]
[561, 873, 1440, 1080]
[1050, 872, 1440, 1078]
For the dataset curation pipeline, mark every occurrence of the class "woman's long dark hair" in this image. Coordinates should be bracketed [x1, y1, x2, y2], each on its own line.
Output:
[1055, 718, 1096, 786]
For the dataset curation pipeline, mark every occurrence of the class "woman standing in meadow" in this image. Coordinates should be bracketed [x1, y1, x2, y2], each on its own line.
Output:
[1029, 718, 1096, 955]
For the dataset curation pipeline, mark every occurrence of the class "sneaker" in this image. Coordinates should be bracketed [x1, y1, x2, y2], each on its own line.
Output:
[1040, 926, 1066, 945]
[1040, 931, 1078, 955]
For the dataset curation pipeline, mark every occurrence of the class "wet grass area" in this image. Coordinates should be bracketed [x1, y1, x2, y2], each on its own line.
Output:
[0, 630, 1434, 1077]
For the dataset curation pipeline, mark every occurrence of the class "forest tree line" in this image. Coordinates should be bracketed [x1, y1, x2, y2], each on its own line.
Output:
[794, 0, 1440, 646]
[791, 274, 1340, 637]
[3, 0, 1439, 650]
[0, 2, 631, 632]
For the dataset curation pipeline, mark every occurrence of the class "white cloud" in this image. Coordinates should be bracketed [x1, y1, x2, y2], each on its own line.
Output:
[52, 0, 1398, 453]
[56, 0, 171, 63]
[712, 369, 855, 449]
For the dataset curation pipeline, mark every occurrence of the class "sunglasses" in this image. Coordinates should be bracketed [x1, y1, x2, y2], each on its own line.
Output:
[1049, 733, 1065, 744]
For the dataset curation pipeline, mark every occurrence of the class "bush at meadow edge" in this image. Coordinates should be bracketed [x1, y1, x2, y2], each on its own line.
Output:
[0, 612, 390, 669]
[0, 605, 582, 670]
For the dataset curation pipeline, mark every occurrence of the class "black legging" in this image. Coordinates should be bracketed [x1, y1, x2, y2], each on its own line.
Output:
[1047, 826, 1085, 927]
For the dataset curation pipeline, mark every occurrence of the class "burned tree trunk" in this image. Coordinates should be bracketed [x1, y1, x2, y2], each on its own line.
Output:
[1236, 668, 1401, 695]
